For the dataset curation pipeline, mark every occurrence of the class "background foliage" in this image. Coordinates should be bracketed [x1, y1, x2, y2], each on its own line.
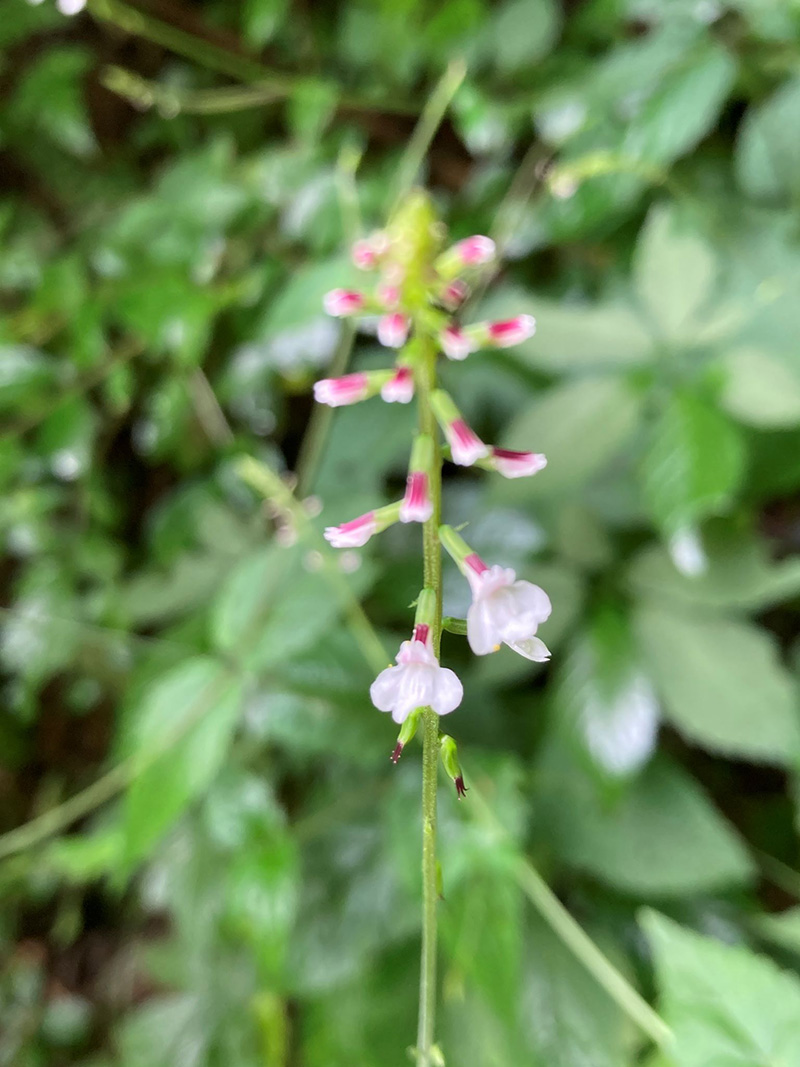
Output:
[4, 0, 800, 1063]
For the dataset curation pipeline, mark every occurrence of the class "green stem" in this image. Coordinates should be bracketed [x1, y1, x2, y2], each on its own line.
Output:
[416, 339, 442, 1066]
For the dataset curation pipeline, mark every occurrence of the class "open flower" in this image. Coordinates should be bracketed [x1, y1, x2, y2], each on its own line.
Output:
[465, 556, 551, 660]
[370, 624, 463, 723]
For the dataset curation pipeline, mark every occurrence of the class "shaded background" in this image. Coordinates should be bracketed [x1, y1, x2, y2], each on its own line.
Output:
[4, 0, 800, 1064]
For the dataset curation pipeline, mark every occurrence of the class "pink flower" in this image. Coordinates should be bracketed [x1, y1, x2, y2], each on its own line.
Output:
[453, 235, 496, 266]
[377, 312, 410, 348]
[323, 289, 365, 317]
[381, 366, 414, 404]
[440, 325, 474, 361]
[351, 231, 389, 270]
[489, 448, 547, 478]
[370, 627, 463, 723]
[377, 283, 401, 309]
[487, 315, 536, 347]
[464, 555, 551, 661]
[447, 419, 489, 466]
[313, 372, 370, 407]
[324, 512, 377, 548]
[400, 472, 433, 523]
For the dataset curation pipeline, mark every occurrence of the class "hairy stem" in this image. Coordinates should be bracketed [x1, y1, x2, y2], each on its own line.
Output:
[416, 339, 442, 1065]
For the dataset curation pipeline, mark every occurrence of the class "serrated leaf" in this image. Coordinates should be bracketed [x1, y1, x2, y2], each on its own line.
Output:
[640, 392, 745, 535]
[123, 658, 244, 861]
[634, 602, 800, 763]
[735, 77, 800, 202]
[537, 752, 754, 896]
[634, 204, 716, 341]
[643, 910, 800, 1066]
[555, 605, 659, 782]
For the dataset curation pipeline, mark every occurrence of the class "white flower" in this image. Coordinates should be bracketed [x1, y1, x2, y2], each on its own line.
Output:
[370, 627, 463, 723]
[465, 561, 551, 660]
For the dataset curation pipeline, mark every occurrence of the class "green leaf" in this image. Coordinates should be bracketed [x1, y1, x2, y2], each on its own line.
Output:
[537, 752, 754, 896]
[633, 204, 716, 342]
[491, 0, 560, 73]
[123, 658, 244, 861]
[35, 396, 96, 482]
[0, 345, 57, 410]
[500, 377, 643, 499]
[640, 392, 745, 535]
[242, 0, 288, 45]
[11, 47, 97, 158]
[736, 77, 800, 202]
[718, 346, 800, 429]
[643, 910, 800, 1066]
[554, 604, 659, 782]
[520, 912, 629, 1067]
[754, 906, 800, 957]
[287, 82, 338, 144]
[627, 524, 800, 610]
[634, 602, 800, 763]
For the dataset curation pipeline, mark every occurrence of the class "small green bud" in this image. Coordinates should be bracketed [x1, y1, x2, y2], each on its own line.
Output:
[440, 734, 467, 798]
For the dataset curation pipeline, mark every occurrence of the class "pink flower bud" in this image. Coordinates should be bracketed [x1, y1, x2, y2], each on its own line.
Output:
[324, 511, 377, 548]
[400, 472, 433, 523]
[377, 312, 410, 349]
[313, 372, 370, 407]
[381, 365, 414, 404]
[352, 240, 378, 270]
[441, 280, 469, 310]
[489, 448, 547, 478]
[440, 325, 474, 361]
[454, 235, 496, 266]
[377, 284, 401, 309]
[487, 315, 536, 347]
[447, 419, 489, 467]
[323, 289, 365, 317]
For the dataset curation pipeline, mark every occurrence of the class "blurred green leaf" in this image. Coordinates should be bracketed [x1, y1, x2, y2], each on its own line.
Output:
[755, 906, 800, 957]
[11, 47, 96, 158]
[242, 0, 289, 45]
[640, 391, 745, 536]
[644, 910, 800, 1066]
[554, 604, 659, 783]
[0, 346, 57, 410]
[491, 0, 560, 73]
[634, 603, 800, 763]
[123, 658, 245, 861]
[500, 376, 643, 499]
[736, 77, 800, 202]
[537, 752, 754, 896]
[633, 204, 716, 342]
[718, 346, 800, 429]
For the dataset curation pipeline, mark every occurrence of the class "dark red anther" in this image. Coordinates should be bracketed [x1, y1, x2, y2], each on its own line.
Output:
[455, 776, 467, 799]
[391, 742, 404, 764]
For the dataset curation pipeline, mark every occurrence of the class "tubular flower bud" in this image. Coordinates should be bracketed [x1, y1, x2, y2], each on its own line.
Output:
[352, 231, 389, 270]
[401, 435, 435, 522]
[370, 627, 462, 723]
[440, 735, 466, 799]
[463, 314, 536, 350]
[440, 325, 475, 361]
[430, 390, 489, 466]
[440, 279, 469, 311]
[324, 501, 402, 548]
[487, 448, 547, 479]
[381, 365, 415, 404]
[378, 312, 410, 349]
[313, 370, 391, 407]
[323, 289, 366, 317]
[436, 235, 496, 279]
[439, 525, 552, 661]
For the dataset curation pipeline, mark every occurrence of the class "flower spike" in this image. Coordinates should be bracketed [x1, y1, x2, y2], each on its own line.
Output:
[430, 391, 489, 466]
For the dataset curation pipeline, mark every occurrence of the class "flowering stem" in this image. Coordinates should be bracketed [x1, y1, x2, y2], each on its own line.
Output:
[416, 336, 442, 1065]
